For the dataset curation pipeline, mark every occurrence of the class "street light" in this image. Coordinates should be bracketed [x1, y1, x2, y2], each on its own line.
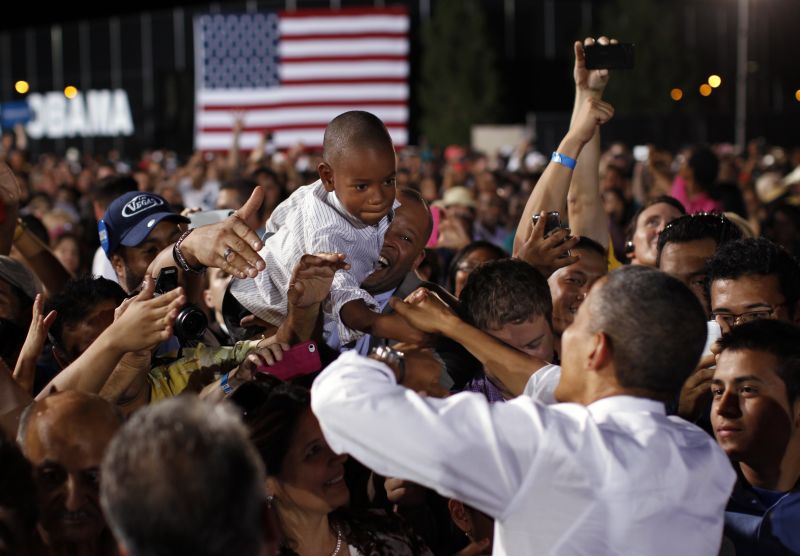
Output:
[15, 80, 29, 94]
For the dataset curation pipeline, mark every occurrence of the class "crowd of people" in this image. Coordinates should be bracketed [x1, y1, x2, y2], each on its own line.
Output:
[1, 36, 799, 556]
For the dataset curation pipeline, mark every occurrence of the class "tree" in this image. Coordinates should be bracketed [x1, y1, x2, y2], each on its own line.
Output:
[419, 0, 502, 146]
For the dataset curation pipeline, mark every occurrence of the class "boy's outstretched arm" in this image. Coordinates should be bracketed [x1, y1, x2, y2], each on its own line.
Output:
[340, 299, 431, 346]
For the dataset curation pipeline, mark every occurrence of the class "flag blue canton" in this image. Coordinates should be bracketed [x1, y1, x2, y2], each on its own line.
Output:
[199, 13, 280, 89]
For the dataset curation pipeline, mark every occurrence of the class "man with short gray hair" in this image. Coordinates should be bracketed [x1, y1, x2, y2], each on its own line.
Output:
[100, 397, 270, 556]
[313, 266, 736, 555]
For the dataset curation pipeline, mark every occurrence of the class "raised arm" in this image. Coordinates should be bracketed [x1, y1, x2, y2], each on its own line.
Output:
[276, 252, 349, 344]
[567, 37, 614, 249]
[36, 277, 185, 399]
[340, 300, 430, 346]
[390, 288, 549, 396]
[13, 294, 57, 395]
[311, 351, 535, 519]
[513, 98, 615, 256]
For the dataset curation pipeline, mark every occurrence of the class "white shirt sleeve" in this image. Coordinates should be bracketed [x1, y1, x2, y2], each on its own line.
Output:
[522, 364, 561, 404]
[311, 351, 555, 519]
[92, 247, 119, 283]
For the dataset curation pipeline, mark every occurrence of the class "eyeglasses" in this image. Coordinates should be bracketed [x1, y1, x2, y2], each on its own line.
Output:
[711, 303, 786, 328]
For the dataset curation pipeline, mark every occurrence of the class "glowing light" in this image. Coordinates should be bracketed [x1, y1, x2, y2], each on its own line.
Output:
[15, 80, 29, 94]
[699, 84, 713, 97]
[64, 86, 78, 99]
[670, 88, 683, 101]
[708, 75, 722, 88]
[795, 90, 800, 102]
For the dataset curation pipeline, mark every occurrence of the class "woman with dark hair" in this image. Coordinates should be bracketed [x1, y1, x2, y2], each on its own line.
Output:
[623, 195, 686, 266]
[233, 377, 432, 556]
[446, 241, 507, 297]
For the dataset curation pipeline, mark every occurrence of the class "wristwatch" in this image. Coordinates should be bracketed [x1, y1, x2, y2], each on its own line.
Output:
[369, 346, 406, 384]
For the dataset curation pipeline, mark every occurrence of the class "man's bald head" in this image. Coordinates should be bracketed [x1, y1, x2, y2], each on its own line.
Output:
[17, 391, 122, 547]
[17, 391, 122, 453]
[322, 110, 395, 165]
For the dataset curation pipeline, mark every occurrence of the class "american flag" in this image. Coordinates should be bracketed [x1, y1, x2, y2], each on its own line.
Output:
[194, 7, 409, 151]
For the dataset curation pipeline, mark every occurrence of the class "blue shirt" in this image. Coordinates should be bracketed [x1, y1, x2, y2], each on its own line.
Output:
[725, 477, 800, 555]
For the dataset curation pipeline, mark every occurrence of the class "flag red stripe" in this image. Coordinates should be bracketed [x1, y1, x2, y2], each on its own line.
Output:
[279, 7, 407, 18]
[200, 99, 407, 111]
[280, 32, 407, 42]
[200, 122, 407, 133]
[281, 54, 408, 63]
[279, 77, 407, 86]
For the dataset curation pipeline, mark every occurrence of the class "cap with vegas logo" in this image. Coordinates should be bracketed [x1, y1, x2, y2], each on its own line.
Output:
[98, 192, 188, 259]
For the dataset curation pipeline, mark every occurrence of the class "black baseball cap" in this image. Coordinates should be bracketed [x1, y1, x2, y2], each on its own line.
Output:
[99, 192, 188, 258]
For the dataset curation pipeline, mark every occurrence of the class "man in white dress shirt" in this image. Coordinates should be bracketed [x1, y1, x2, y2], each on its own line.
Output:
[312, 265, 736, 555]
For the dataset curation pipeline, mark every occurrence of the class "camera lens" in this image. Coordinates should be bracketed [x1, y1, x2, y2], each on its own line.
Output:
[174, 304, 208, 342]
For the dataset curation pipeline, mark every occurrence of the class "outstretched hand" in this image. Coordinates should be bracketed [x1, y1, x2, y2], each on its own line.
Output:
[180, 187, 266, 279]
[109, 276, 186, 353]
[287, 253, 350, 308]
[231, 339, 291, 384]
[13, 294, 57, 393]
[389, 288, 457, 336]
[574, 36, 616, 95]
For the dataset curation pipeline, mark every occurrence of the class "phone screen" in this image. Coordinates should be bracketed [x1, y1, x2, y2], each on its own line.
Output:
[702, 320, 722, 358]
[584, 43, 635, 70]
[155, 267, 179, 295]
[532, 211, 561, 236]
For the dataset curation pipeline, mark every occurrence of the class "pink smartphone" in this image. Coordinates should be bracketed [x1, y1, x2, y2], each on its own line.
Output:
[255, 341, 322, 380]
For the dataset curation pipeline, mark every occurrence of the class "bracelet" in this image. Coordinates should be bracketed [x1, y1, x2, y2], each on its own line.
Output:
[13, 218, 25, 242]
[370, 346, 406, 384]
[551, 151, 577, 170]
[173, 229, 206, 275]
[220, 372, 233, 395]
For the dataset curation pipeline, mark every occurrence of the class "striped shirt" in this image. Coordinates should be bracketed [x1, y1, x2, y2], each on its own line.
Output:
[231, 180, 397, 345]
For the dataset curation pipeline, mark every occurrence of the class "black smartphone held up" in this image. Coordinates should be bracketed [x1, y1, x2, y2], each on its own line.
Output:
[154, 266, 179, 295]
[584, 43, 635, 70]
[532, 211, 562, 237]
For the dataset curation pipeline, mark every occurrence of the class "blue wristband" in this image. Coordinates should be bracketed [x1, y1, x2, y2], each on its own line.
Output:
[220, 372, 233, 395]
[551, 151, 577, 170]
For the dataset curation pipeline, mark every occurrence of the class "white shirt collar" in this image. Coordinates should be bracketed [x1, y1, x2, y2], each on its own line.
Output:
[586, 395, 666, 422]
